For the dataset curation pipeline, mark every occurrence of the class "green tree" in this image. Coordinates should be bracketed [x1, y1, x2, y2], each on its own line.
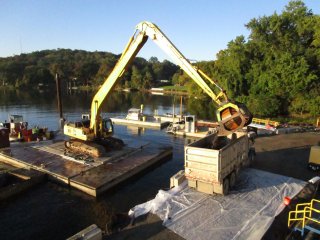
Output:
[142, 71, 153, 89]
[213, 0, 320, 117]
[130, 66, 143, 89]
[247, 94, 281, 117]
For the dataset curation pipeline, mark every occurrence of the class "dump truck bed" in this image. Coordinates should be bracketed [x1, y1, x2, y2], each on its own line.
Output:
[185, 131, 251, 194]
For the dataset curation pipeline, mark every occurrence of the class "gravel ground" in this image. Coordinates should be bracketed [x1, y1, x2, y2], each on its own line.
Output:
[253, 132, 320, 181]
[106, 132, 320, 240]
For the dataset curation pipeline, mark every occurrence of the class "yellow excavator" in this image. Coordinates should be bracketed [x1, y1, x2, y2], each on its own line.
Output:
[64, 21, 252, 157]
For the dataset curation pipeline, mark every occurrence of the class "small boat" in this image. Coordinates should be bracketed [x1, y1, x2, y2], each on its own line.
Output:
[126, 108, 144, 121]
[166, 120, 185, 133]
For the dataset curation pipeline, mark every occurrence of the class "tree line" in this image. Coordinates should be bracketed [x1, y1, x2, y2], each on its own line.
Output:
[0, 1, 319, 117]
[0, 49, 178, 90]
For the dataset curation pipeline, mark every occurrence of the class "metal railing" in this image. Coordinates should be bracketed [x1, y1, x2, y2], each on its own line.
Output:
[288, 199, 320, 236]
[251, 118, 280, 127]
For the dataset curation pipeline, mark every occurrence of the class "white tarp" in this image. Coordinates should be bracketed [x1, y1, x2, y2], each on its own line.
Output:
[129, 168, 306, 240]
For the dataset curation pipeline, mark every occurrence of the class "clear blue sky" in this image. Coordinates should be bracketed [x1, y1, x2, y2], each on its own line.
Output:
[0, 0, 319, 61]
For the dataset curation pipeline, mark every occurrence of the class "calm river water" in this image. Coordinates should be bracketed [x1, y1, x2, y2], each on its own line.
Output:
[0, 89, 215, 239]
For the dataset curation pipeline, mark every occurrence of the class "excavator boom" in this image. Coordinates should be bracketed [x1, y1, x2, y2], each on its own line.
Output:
[89, 21, 251, 136]
[65, 21, 252, 145]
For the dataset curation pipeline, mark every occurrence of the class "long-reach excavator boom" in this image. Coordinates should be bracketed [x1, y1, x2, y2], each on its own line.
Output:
[64, 21, 252, 151]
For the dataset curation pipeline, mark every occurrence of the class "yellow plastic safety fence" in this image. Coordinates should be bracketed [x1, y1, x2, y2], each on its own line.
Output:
[251, 118, 280, 127]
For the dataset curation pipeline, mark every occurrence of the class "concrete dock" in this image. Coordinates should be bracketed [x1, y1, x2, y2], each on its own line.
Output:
[0, 139, 172, 197]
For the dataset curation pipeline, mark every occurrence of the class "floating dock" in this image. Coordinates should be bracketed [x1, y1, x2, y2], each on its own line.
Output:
[168, 130, 209, 138]
[110, 116, 169, 129]
[0, 139, 172, 197]
[153, 115, 182, 123]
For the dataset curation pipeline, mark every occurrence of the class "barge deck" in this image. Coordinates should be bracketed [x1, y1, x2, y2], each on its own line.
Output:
[0, 139, 172, 197]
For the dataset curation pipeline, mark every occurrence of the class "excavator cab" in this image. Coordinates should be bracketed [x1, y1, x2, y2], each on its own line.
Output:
[101, 118, 114, 136]
[217, 102, 252, 134]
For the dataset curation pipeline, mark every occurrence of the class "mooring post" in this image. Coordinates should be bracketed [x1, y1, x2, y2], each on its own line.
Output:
[180, 96, 183, 121]
[55, 73, 64, 130]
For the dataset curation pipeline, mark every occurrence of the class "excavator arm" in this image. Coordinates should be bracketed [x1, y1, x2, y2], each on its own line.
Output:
[89, 21, 252, 137]
[89, 32, 148, 137]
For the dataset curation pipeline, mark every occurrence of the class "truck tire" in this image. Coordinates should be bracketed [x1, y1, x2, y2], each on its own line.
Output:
[248, 149, 255, 166]
[229, 172, 236, 188]
[223, 178, 229, 195]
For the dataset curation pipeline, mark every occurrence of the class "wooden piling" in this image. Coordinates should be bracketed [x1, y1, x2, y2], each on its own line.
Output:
[55, 73, 64, 129]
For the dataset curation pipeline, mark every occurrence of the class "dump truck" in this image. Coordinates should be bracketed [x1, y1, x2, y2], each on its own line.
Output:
[185, 131, 255, 195]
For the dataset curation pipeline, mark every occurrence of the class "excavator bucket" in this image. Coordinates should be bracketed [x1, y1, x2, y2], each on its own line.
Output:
[216, 102, 253, 134]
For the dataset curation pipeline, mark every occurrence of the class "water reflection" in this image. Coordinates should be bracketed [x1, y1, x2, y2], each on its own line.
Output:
[0, 89, 217, 129]
[126, 126, 145, 136]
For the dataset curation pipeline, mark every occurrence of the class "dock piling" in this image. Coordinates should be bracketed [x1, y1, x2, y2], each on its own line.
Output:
[55, 73, 64, 129]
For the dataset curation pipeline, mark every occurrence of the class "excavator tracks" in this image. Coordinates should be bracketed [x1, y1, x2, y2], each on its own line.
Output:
[64, 137, 124, 158]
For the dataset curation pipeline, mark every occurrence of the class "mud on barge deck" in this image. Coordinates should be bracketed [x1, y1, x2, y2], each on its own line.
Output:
[0, 138, 172, 197]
